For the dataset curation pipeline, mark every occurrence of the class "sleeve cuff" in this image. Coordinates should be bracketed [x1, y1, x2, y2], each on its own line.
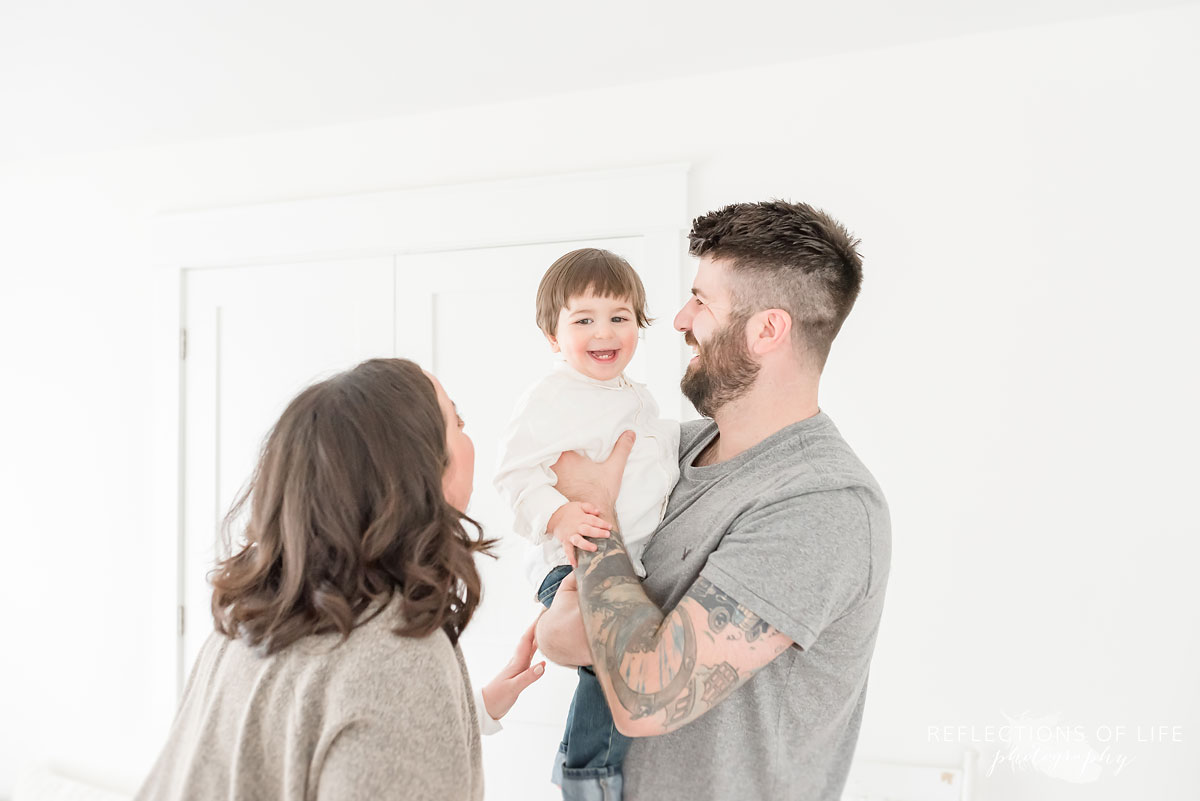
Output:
[474, 689, 503, 736]
[515, 484, 571, 543]
[700, 563, 820, 650]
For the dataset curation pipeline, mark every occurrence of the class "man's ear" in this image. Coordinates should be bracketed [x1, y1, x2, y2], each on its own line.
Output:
[748, 309, 793, 356]
[545, 331, 561, 353]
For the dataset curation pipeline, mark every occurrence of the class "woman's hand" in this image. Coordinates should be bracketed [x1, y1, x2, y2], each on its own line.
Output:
[480, 616, 546, 721]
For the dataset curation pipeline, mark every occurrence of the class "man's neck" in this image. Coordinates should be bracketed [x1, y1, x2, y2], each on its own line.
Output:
[703, 373, 820, 465]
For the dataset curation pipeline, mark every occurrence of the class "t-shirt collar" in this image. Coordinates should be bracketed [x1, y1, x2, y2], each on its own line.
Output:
[683, 411, 832, 480]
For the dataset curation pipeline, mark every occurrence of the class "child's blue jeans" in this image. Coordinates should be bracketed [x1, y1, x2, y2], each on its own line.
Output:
[538, 564, 630, 801]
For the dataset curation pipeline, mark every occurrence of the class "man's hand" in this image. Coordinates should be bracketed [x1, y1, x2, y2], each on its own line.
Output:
[548, 502, 612, 568]
[550, 430, 636, 521]
[480, 616, 546, 721]
[535, 571, 594, 667]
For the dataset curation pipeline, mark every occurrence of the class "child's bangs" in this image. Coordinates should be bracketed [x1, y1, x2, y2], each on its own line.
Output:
[571, 261, 641, 308]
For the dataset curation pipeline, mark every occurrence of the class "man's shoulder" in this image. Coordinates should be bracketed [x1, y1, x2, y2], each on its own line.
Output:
[679, 418, 716, 456]
[713, 417, 887, 547]
[760, 415, 881, 493]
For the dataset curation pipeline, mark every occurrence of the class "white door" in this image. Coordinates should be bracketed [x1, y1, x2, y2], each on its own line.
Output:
[181, 257, 395, 670]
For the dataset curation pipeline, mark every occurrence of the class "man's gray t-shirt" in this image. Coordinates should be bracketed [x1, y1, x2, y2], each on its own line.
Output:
[623, 412, 890, 801]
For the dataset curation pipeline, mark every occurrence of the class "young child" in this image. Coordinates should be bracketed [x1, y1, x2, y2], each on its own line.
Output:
[494, 248, 680, 799]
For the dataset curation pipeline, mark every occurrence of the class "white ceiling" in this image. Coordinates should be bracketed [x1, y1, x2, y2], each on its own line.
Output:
[1, 0, 1192, 162]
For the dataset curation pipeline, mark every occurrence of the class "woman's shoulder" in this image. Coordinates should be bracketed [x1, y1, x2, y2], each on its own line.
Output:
[329, 600, 457, 663]
[316, 601, 468, 706]
[295, 604, 482, 798]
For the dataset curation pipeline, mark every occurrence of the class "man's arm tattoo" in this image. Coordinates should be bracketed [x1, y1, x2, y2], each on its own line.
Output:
[688, 579, 773, 643]
[576, 531, 694, 720]
[575, 537, 792, 734]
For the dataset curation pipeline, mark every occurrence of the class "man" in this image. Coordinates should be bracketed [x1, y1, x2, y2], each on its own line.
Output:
[537, 200, 891, 800]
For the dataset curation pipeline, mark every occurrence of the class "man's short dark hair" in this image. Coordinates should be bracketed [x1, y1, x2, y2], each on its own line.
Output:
[688, 200, 863, 371]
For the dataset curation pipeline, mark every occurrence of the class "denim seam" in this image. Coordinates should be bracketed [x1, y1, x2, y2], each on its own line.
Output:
[560, 765, 622, 778]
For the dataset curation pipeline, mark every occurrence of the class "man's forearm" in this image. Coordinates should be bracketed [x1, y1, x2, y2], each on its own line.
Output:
[535, 598, 592, 667]
[576, 530, 687, 733]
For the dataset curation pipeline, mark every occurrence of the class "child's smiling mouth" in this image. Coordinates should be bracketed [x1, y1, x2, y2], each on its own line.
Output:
[588, 349, 618, 363]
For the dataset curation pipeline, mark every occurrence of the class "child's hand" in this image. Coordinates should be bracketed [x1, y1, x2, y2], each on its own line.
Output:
[547, 501, 612, 568]
[481, 615, 546, 721]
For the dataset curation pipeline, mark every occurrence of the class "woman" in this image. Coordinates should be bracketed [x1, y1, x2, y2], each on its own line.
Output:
[136, 358, 545, 800]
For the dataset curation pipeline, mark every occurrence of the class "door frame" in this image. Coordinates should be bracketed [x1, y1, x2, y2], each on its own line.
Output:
[152, 164, 691, 695]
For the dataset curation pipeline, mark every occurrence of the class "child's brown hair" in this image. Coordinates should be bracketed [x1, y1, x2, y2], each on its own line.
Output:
[535, 248, 652, 336]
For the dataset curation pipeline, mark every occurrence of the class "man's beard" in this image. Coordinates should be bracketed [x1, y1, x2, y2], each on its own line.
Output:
[680, 312, 760, 418]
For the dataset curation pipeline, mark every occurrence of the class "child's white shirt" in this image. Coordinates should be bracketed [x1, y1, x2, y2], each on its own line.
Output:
[494, 361, 680, 588]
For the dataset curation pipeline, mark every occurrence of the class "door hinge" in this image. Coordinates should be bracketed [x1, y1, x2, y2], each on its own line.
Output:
[178, 605, 186, 637]
[179, 328, 187, 360]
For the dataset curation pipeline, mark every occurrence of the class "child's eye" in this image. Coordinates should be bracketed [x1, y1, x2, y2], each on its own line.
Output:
[611, 316, 628, 323]
[574, 318, 593, 325]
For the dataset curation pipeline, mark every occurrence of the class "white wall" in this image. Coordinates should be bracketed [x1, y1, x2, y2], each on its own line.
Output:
[1, 5, 1197, 799]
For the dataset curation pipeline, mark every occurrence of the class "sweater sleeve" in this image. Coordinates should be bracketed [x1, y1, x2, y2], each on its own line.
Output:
[316, 631, 483, 801]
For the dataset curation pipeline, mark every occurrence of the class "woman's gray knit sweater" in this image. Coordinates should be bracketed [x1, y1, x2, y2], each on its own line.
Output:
[135, 599, 484, 800]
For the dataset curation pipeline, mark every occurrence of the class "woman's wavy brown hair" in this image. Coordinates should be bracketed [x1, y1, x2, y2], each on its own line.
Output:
[211, 358, 495, 654]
